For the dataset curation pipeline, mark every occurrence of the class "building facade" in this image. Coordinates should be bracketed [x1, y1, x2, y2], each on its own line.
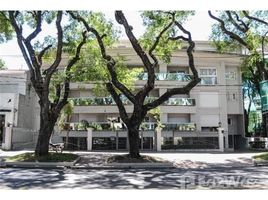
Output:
[52, 41, 245, 152]
[0, 70, 39, 150]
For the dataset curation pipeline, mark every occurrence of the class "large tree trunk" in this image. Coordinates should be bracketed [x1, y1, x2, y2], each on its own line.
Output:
[65, 115, 71, 149]
[127, 126, 140, 158]
[262, 113, 268, 137]
[35, 106, 58, 157]
[244, 109, 249, 137]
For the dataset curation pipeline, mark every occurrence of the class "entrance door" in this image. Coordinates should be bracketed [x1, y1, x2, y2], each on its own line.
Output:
[0, 115, 5, 145]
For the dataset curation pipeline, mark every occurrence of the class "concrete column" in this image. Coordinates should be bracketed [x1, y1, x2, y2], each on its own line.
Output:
[3, 126, 12, 150]
[159, 63, 167, 73]
[87, 128, 93, 151]
[155, 127, 162, 151]
[218, 127, 224, 152]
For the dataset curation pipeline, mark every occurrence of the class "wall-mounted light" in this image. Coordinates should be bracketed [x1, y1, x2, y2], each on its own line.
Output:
[218, 122, 222, 127]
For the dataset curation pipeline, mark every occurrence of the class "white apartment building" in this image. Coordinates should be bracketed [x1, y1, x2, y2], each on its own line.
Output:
[53, 41, 245, 152]
[0, 70, 39, 150]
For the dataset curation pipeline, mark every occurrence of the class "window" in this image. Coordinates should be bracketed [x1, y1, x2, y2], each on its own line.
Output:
[201, 127, 218, 132]
[199, 68, 217, 85]
[232, 93, 236, 100]
[225, 71, 237, 80]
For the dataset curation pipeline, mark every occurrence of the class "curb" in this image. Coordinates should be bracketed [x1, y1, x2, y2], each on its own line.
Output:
[253, 159, 268, 166]
[1, 156, 81, 169]
[71, 162, 175, 169]
[1, 161, 175, 170]
[104, 162, 175, 169]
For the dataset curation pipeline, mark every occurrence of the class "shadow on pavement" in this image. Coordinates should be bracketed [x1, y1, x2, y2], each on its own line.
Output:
[1, 162, 268, 189]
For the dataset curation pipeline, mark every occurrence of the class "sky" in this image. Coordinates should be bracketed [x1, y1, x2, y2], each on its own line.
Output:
[0, 11, 214, 69]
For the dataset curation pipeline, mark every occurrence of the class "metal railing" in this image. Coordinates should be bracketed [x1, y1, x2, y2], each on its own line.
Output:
[69, 96, 195, 106]
[136, 72, 193, 81]
[62, 122, 196, 132]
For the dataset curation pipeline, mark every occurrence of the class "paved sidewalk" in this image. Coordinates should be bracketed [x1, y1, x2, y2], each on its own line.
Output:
[0, 149, 264, 169]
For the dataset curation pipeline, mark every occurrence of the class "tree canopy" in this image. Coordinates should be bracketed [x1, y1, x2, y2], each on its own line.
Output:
[70, 10, 199, 157]
[209, 10, 268, 136]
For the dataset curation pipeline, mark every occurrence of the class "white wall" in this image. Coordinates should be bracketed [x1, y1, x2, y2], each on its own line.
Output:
[200, 114, 220, 127]
[199, 92, 219, 108]
[167, 114, 190, 123]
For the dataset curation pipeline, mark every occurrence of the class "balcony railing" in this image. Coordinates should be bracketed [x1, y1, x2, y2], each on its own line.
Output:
[162, 123, 196, 131]
[62, 122, 196, 132]
[136, 72, 193, 81]
[70, 97, 195, 106]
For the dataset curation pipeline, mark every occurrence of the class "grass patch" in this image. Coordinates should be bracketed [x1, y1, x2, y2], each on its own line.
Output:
[253, 152, 268, 161]
[106, 154, 166, 163]
[5, 152, 79, 162]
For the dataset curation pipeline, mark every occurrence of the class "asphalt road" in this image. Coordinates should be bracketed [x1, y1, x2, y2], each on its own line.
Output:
[1, 165, 268, 189]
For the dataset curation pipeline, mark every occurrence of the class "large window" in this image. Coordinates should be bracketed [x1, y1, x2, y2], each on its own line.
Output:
[225, 71, 236, 80]
[199, 68, 217, 85]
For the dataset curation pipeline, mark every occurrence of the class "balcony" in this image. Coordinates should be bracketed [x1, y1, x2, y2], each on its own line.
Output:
[162, 123, 196, 131]
[62, 122, 196, 132]
[70, 97, 195, 106]
[136, 72, 192, 81]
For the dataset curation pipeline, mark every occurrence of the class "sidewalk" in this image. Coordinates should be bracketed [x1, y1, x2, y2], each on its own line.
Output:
[0, 149, 261, 169]
[0, 150, 174, 169]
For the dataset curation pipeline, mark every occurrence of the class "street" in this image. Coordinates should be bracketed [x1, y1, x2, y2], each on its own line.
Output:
[1, 165, 268, 189]
[1, 150, 268, 189]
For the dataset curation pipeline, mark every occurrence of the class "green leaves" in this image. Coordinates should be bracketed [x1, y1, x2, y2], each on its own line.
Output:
[0, 59, 6, 70]
[140, 11, 194, 63]
[0, 12, 14, 43]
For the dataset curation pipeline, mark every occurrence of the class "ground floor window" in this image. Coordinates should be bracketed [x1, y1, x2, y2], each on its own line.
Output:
[118, 137, 127, 150]
[162, 137, 219, 149]
[92, 137, 116, 150]
[142, 137, 154, 150]
[228, 135, 234, 148]
[63, 137, 87, 150]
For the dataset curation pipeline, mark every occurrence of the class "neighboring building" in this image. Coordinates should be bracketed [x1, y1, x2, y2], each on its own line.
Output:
[0, 70, 39, 150]
[52, 40, 245, 152]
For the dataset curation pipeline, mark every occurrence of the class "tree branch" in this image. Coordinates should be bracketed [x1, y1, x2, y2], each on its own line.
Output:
[231, 11, 250, 31]
[56, 30, 87, 111]
[115, 11, 156, 101]
[225, 11, 249, 32]
[148, 12, 175, 64]
[8, 11, 43, 97]
[106, 82, 130, 126]
[242, 11, 268, 26]
[37, 44, 53, 66]
[68, 11, 136, 104]
[115, 11, 153, 72]
[208, 11, 250, 49]
[145, 21, 200, 110]
[46, 11, 63, 79]
[26, 11, 42, 42]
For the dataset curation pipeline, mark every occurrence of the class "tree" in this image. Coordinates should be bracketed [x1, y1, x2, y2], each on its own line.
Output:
[208, 10, 268, 136]
[1, 11, 88, 156]
[243, 79, 258, 136]
[70, 11, 200, 158]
